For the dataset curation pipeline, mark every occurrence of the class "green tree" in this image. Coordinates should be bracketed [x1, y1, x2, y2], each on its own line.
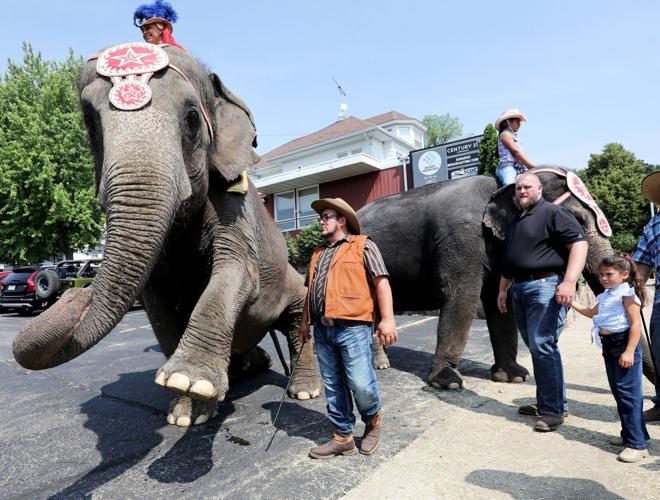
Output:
[577, 143, 656, 253]
[421, 113, 463, 147]
[297, 220, 323, 270]
[0, 43, 103, 264]
[478, 123, 498, 176]
[284, 232, 299, 266]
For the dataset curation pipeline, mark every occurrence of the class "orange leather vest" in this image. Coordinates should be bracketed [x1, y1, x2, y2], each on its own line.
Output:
[307, 235, 375, 323]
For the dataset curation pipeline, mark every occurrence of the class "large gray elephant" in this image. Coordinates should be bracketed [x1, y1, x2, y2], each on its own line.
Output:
[357, 167, 614, 389]
[12, 43, 319, 426]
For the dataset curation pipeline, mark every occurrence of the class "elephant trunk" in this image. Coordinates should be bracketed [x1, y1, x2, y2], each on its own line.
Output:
[13, 161, 180, 369]
[583, 226, 613, 296]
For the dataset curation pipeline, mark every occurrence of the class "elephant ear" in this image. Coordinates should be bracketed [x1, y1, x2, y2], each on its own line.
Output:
[483, 184, 518, 240]
[209, 73, 261, 181]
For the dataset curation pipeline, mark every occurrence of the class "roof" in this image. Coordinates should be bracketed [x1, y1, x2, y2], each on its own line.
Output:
[254, 111, 418, 169]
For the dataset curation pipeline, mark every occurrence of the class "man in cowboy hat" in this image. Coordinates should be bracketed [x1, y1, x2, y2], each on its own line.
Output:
[299, 198, 398, 459]
[133, 0, 185, 50]
[633, 171, 660, 422]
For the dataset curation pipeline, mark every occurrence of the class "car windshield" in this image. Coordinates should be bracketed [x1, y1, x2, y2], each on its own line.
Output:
[4, 271, 34, 281]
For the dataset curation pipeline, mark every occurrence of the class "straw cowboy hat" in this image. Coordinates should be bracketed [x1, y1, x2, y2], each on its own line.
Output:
[494, 108, 528, 132]
[311, 198, 361, 235]
[641, 171, 660, 205]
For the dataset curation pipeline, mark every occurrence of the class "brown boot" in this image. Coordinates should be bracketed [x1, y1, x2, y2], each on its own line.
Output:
[309, 433, 357, 459]
[360, 412, 382, 455]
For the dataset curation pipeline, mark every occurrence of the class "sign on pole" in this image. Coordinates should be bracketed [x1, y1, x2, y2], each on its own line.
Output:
[410, 135, 483, 188]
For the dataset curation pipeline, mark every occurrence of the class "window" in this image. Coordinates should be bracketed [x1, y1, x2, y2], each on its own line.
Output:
[397, 126, 410, 138]
[414, 129, 424, 148]
[274, 186, 319, 231]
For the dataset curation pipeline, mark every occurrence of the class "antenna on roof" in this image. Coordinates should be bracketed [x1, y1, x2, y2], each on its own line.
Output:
[332, 77, 349, 121]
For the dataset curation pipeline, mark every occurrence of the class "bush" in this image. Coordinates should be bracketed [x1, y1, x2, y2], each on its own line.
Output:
[478, 123, 498, 176]
[284, 233, 299, 266]
[297, 220, 323, 270]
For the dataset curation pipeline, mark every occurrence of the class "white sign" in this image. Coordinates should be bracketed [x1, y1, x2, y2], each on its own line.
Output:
[418, 151, 442, 176]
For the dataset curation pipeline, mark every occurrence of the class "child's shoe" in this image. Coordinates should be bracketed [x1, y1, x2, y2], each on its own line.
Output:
[617, 447, 649, 463]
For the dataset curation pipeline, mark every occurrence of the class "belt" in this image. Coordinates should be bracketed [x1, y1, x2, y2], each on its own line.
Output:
[320, 317, 370, 327]
[512, 272, 558, 283]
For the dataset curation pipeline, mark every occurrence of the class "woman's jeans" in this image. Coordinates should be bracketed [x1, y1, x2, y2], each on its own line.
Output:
[496, 163, 525, 186]
[600, 331, 649, 449]
[313, 320, 381, 436]
[512, 275, 567, 417]
[650, 301, 660, 405]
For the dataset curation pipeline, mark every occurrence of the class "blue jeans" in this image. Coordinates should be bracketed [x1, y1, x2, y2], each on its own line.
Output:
[512, 275, 567, 417]
[496, 163, 525, 186]
[313, 321, 381, 436]
[650, 301, 660, 405]
[601, 331, 649, 449]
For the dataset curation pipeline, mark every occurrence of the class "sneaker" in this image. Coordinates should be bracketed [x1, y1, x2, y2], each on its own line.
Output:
[617, 447, 649, 463]
[519, 404, 568, 417]
[309, 434, 357, 459]
[534, 415, 564, 432]
[608, 436, 624, 446]
[360, 412, 382, 455]
[643, 406, 660, 422]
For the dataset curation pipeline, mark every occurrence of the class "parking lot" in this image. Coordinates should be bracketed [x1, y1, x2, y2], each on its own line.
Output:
[0, 308, 497, 499]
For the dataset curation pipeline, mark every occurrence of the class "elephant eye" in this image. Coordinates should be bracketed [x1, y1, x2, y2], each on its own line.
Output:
[184, 109, 200, 139]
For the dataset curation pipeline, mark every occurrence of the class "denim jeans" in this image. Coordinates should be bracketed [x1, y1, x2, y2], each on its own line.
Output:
[601, 331, 649, 449]
[512, 275, 567, 417]
[496, 163, 525, 186]
[650, 301, 660, 405]
[313, 321, 381, 436]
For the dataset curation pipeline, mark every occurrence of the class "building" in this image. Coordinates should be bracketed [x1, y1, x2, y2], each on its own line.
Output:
[249, 111, 426, 232]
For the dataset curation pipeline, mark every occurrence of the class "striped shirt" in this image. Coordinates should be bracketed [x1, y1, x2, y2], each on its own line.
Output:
[633, 214, 660, 302]
[308, 234, 388, 321]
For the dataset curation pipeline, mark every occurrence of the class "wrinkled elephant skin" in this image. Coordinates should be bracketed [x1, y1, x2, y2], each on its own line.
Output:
[357, 168, 613, 389]
[12, 45, 320, 426]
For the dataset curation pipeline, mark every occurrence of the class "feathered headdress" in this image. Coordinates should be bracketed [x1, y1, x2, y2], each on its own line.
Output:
[133, 1, 185, 50]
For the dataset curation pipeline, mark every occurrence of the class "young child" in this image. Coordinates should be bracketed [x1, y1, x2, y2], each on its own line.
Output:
[571, 253, 650, 463]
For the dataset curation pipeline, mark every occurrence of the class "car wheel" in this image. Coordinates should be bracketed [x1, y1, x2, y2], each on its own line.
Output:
[35, 269, 61, 300]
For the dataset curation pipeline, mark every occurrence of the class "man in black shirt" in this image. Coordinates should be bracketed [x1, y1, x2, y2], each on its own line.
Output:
[497, 172, 588, 432]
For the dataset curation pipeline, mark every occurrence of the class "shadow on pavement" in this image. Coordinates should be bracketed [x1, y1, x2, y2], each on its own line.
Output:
[465, 469, 624, 499]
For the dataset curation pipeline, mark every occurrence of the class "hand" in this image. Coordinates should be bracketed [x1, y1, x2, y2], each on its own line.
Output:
[298, 323, 311, 344]
[497, 290, 508, 314]
[376, 318, 398, 347]
[555, 280, 576, 306]
[619, 350, 634, 369]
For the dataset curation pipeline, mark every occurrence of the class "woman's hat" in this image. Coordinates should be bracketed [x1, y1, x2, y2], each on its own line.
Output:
[311, 198, 361, 235]
[641, 171, 660, 205]
[495, 108, 527, 131]
[133, 0, 178, 32]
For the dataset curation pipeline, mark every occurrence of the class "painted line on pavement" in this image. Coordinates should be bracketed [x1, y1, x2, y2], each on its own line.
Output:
[119, 324, 152, 333]
[397, 316, 436, 330]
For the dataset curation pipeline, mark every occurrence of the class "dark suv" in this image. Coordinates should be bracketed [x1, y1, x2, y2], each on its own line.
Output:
[0, 259, 102, 315]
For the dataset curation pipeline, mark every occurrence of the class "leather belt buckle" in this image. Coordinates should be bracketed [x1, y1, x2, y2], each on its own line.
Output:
[321, 317, 334, 326]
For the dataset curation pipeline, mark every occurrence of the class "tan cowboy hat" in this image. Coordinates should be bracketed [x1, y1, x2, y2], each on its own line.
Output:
[494, 108, 528, 131]
[311, 198, 361, 235]
[641, 171, 660, 205]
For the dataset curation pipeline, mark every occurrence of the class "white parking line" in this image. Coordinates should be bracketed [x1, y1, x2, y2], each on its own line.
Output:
[397, 316, 436, 330]
[119, 324, 151, 333]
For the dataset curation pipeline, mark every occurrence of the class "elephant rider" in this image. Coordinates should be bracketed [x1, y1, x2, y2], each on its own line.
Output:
[299, 198, 398, 459]
[497, 172, 588, 432]
[494, 108, 536, 186]
[633, 171, 660, 423]
[133, 0, 186, 50]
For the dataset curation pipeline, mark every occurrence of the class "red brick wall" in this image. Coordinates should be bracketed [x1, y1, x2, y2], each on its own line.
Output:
[319, 165, 404, 211]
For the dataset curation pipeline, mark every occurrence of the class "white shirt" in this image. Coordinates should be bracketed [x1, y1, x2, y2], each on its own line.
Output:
[591, 283, 640, 346]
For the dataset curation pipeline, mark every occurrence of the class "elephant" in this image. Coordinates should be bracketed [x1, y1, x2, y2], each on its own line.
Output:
[12, 42, 319, 426]
[357, 167, 615, 389]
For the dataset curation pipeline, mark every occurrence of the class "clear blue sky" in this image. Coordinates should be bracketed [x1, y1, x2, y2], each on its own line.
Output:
[1, 1, 658, 170]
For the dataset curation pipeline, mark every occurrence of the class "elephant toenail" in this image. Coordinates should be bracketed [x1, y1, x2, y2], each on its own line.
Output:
[176, 416, 192, 427]
[194, 414, 209, 425]
[167, 414, 177, 425]
[190, 380, 215, 399]
[167, 373, 191, 392]
[297, 392, 311, 400]
[155, 371, 166, 386]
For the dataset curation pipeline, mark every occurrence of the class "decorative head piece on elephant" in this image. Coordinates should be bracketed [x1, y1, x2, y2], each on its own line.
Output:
[12, 42, 319, 426]
[357, 166, 614, 390]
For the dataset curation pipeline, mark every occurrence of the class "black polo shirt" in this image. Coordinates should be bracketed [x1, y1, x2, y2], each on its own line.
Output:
[502, 198, 586, 279]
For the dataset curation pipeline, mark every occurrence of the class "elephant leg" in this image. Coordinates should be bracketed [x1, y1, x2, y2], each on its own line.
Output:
[155, 265, 254, 403]
[481, 274, 530, 383]
[428, 293, 480, 390]
[273, 274, 320, 400]
[373, 334, 390, 369]
[228, 346, 272, 381]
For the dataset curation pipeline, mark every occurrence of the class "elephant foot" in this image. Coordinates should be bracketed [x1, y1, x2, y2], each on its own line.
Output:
[490, 363, 530, 383]
[167, 395, 218, 427]
[374, 346, 390, 370]
[287, 363, 320, 400]
[428, 366, 464, 390]
[155, 351, 229, 402]
[228, 346, 272, 382]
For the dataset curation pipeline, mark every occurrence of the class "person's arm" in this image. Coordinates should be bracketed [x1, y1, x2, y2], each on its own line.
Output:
[555, 240, 588, 306]
[620, 296, 642, 369]
[499, 132, 535, 169]
[373, 276, 398, 347]
[497, 276, 512, 314]
[570, 300, 598, 318]
[635, 263, 652, 289]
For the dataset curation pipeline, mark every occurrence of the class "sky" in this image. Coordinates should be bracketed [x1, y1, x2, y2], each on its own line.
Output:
[1, 1, 658, 170]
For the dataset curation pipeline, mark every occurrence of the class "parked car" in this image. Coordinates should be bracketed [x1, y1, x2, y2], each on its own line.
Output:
[0, 259, 102, 315]
[0, 271, 11, 283]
